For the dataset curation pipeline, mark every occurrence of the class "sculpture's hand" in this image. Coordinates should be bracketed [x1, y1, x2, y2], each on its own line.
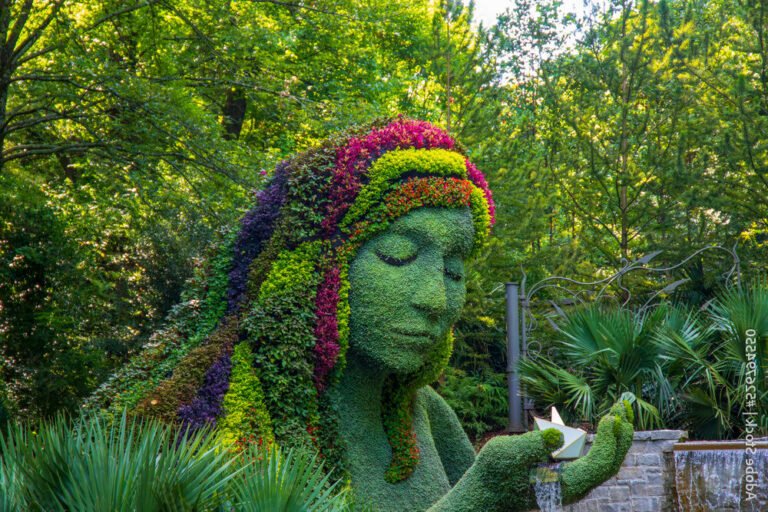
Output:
[560, 401, 634, 504]
[428, 428, 564, 512]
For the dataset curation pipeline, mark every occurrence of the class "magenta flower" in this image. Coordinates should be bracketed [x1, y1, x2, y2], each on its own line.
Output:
[465, 159, 495, 226]
[313, 266, 341, 390]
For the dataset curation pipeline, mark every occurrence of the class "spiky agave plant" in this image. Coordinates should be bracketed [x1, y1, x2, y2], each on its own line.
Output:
[231, 444, 352, 512]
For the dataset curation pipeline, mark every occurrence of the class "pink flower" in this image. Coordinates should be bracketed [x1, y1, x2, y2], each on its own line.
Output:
[313, 266, 342, 390]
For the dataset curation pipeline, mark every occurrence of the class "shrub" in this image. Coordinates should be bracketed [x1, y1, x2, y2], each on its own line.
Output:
[435, 367, 507, 442]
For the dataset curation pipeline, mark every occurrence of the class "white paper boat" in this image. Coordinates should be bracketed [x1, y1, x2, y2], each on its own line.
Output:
[533, 407, 587, 460]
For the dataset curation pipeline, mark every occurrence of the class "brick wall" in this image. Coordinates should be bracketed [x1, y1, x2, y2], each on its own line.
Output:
[561, 430, 687, 512]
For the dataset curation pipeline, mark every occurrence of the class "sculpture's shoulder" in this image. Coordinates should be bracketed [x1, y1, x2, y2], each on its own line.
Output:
[417, 385, 476, 485]
[416, 385, 452, 415]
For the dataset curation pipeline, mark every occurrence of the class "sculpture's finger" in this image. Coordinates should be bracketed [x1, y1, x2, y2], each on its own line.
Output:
[540, 428, 566, 452]
[611, 401, 634, 473]
[609, 400, 634, 425]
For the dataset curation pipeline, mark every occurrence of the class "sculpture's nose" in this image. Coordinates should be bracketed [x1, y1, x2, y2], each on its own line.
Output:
[411, 265, 448, 319]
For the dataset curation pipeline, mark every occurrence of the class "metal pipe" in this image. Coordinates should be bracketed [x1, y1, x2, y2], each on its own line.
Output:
[506, 282, 525, 432]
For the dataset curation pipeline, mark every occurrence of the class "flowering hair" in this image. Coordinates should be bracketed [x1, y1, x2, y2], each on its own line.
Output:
[103, 118, 495, 484]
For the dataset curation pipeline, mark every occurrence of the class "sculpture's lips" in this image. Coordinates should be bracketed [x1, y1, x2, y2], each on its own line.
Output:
[391, 328, 440, 342]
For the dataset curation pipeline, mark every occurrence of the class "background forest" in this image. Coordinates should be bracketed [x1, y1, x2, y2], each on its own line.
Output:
[1, 0, 766, 438]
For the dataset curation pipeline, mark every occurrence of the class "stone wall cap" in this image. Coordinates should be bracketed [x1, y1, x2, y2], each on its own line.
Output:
[585, 430, 687, 443]
[649, 430, 688, 441]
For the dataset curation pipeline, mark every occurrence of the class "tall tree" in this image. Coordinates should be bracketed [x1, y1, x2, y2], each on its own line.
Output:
[0, 0, 467, 418]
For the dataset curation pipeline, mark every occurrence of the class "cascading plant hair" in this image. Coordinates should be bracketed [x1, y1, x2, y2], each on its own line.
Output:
[87, 117, 495, 484]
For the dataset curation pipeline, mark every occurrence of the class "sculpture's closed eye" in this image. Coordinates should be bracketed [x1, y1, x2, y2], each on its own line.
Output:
[444, 267, 463, 282]
[376, 250, 417, 266]
[375, 248, 464, 282]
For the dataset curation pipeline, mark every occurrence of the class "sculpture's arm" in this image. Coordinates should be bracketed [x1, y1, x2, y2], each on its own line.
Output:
[560, 401, 634, 504]
[427, 401, 634, 512]
[427, 429, 563, 512]
[420, 386, 476, 485]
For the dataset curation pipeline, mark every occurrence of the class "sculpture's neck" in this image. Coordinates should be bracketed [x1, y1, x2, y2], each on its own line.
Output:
[331, 352, 388, 416]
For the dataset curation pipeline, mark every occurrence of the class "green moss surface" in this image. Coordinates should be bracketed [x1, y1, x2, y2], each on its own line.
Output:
[347, 208, 472, 484]
[335, 209, 634, 511]
[329, 356, 452, 512]
[428, 429, 564, 512]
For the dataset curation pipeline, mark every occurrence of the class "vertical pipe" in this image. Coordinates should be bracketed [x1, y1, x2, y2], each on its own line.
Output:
[506, 282, 524, 432]
[520, 285, 532, 416]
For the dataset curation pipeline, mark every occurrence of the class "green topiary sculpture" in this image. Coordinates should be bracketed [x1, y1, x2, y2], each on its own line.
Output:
[87, 118, 633, 511]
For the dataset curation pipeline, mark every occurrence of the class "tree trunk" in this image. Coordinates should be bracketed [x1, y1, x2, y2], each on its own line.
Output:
[222, 88, 247, 140]
[0, 0, 12, 171]
[0, 72, 8, 171]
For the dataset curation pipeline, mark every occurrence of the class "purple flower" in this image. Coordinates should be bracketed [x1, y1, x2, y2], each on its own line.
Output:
[226, 164, 289, 312]
[178, 348, 233, 429]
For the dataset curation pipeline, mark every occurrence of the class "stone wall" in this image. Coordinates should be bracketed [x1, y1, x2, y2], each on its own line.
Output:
[562, 430, 687, 512]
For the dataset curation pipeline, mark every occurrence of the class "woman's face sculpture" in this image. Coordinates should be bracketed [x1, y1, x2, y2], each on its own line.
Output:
[348, 207, 475, 374]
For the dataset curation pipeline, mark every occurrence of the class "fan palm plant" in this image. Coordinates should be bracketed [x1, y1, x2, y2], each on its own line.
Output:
[520, 303, 682, 429]
[0, 412, 237, 511]
[231, 444, 351, 512]
[521, 281, 768, 439]
[0, 412, 353, 511]
[675, 283, 768, 438]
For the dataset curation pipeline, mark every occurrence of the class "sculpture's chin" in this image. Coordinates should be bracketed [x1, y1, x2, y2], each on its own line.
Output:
[355, 348, 430, 376]
[351, 337, 439, 376]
